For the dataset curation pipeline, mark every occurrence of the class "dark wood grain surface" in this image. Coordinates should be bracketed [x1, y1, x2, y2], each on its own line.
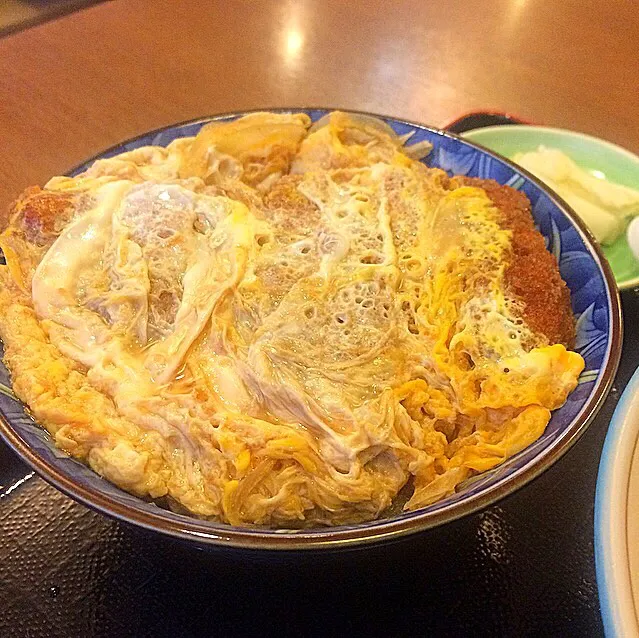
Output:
[0, 0, 637, 216]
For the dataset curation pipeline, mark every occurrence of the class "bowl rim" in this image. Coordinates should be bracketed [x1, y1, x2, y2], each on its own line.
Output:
[0, 108, 623, 550]
[595, 366, 639, 637]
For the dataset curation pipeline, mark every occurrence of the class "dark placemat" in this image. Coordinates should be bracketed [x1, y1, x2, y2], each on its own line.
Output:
[0, 114, 634, 637]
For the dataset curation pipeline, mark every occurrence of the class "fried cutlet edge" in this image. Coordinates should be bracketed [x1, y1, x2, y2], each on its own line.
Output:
[457, 177, 576, 349]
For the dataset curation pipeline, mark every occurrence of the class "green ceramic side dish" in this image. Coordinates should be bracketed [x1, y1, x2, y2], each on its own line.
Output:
[462, 125, 639, 290]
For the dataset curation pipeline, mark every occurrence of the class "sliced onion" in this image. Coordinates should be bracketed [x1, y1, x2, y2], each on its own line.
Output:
[402, 140, 433, 160]
[308, 112, 433, 159]
[309, 112, 400, 140]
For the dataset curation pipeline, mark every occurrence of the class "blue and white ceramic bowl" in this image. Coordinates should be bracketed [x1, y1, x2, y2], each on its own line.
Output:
[0, 109, 622, 550]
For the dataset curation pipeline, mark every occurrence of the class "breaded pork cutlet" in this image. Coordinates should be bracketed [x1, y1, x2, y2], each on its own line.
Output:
[458, 177, 575, 349]
[0, 112, 585, 527]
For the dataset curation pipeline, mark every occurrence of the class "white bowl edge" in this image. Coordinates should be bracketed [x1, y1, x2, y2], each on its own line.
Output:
[595, 367, 639, 637]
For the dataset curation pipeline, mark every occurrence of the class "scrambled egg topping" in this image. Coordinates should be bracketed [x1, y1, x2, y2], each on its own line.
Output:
[0, 112, 584, 526]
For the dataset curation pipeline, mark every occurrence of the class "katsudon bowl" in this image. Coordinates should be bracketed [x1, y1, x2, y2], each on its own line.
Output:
[0, 109, 622, 550]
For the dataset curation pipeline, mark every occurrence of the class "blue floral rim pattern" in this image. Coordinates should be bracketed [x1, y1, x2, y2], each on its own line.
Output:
[0, 109, 622, 550]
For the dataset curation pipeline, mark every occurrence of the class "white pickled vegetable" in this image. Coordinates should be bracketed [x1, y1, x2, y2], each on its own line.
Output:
[513, 146, 639, 245]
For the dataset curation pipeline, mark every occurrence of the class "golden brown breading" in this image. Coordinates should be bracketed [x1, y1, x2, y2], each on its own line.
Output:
[0, 187, 84, 291]
[457, 177, 575, 348]
[5, 186, 76, 245]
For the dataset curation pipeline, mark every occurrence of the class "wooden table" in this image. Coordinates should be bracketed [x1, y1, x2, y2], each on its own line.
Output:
[0, 0, 637, 215]
[0, 2, 638, 636]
